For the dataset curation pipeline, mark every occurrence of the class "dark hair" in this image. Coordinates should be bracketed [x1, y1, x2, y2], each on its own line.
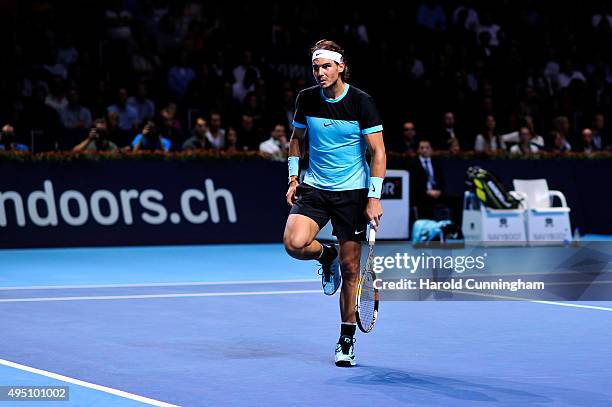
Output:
[482, 115, 498, 140]
[519, 126, 532, 139]
[310, 39, 349, 80]
[93, 118, 107, 126]
[143, 120, 158, 138]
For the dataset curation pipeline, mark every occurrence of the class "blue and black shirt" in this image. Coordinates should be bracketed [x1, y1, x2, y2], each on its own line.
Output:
[292, 84, 383, 191]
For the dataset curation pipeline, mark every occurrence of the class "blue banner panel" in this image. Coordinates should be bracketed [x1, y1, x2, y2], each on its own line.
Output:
[1, 160, 289, 248]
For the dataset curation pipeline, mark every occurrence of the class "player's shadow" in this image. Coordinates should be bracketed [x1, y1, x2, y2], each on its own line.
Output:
[339, 366, 552, 404]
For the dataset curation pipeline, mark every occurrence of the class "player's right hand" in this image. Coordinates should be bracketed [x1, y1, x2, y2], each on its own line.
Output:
[286, 182, 298, 206]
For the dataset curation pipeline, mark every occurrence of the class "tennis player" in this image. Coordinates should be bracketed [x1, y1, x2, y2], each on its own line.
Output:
[283, 39, 386, 366]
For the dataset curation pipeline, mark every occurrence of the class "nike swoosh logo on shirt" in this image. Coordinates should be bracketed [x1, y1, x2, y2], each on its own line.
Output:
[324, 122, 333, 127]
[354, 229, 365, 235]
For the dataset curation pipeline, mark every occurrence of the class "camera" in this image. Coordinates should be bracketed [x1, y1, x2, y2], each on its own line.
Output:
[96, 128, 108, 140]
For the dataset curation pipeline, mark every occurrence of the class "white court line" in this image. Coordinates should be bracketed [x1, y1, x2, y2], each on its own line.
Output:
[0, 279, 319, 291]
[3, 284, 611, 312]
[0, 290, 321, 303]
[447, 290, 612, 312]
[0, 358, 178, 406]
[529, 300, 612, 312]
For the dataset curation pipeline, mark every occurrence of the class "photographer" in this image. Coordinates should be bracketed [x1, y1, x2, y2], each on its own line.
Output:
[0, 124, 29, 151]
[72, 118, 119, 152]
[131, 120, 171, 152]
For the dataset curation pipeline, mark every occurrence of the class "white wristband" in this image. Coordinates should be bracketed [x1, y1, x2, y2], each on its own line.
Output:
[368, 177, 384, 199]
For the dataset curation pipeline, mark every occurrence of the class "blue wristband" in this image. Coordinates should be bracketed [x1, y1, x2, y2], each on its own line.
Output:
[288, 156, 299, 177]
[368, 177, 384, 199]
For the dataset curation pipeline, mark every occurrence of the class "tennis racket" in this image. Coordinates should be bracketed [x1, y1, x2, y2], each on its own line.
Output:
[356, 221, 379, 333]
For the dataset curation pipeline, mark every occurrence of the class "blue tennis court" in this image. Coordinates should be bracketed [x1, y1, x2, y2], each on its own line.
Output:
[1, 244, 611, 406]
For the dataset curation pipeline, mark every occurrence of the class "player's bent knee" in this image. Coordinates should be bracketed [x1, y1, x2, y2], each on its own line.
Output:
[283, 234, 311, 256]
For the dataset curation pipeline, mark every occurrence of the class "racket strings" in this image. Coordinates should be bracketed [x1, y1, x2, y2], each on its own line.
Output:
[357, 247, 377, 329]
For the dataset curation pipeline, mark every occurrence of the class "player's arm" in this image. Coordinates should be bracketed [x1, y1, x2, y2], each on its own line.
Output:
[365, 131, 386, 228]
[288, 126, 305, 159]
[286, 126, 306, 206]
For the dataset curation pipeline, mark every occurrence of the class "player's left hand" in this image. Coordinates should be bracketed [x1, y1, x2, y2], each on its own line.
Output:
[365, 198, 383, 230]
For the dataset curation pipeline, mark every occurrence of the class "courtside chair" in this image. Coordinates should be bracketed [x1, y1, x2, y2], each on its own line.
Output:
[512, 179, 572, 245]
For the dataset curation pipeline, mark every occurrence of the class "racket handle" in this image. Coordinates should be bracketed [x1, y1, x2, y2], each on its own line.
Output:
[368, 220, 377, 243]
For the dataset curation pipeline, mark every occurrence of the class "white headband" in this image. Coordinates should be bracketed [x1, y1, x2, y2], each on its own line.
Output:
[312, 50, 343, 63]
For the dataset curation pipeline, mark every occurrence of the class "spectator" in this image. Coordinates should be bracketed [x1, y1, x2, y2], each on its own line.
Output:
[476, 31, 495, 59]
[474, 115, 501, 153]
[448, 138, 461, 155]
[394, 121, 418, 153]
[131, 37, 161, 81]
[578, 128, 595, 154]
[233, 67, 258, 104]
[259, 123, 288, 160]
[159, 103, 184, 148]
[210, 51, 231, 85]
[131, 121, 171, 152]
[104, 0, 133, 41]
[592, 11, 612, 29]
[409, 139, 447, 221]
[224, 126, 239, 153]
[476, 11, 501, 47]
[450, 8, 476, 46]
[501, 115, 544, 149]
[436, 112, 462, 150]
[558, 60, 586, 90]
[215, 81, 241, 124]
[591, 113, 608, 150]
[543, 50, 561, 95]
[416, 0, 447, 31]
[182, 117, 210, 151]
[89, 79, 112, 120]
[0, 124, 29, 151]
[345, 14, 370, 44]
[105, 111, 121, 145]
[452, 1, 479, 32]
[527, 115, 544, 144]
[56, 33, 79, 70]
[43, 50, 68, 80]
[552, 115, 572, 145]
[406, 52, 426, 81]
[232, 50, 260, 86]
[185, 63, 214, 113]
[45, 77, 68, 113]
[167, 50, 195, 99]
[549, 130, 572, 153]
[237, 114, 259, 150]
[72, 118, 119, 152]
[107, 88, 140, 132]
[3, 3, 612, 159]
[127, 83, 155, 123]
[206, 112, 225, 150]
[510, 126, 540, 154]
[243, 92, 265, 124]
[61, 89, 92, 130]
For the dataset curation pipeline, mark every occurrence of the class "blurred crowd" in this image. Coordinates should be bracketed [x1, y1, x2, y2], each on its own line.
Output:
[0, 0, 611, 157]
